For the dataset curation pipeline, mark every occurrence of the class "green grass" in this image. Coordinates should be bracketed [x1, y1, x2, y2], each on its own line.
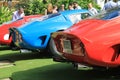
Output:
[0, 46, 120, 80]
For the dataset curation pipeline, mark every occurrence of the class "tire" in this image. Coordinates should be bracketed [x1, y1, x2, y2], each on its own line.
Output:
[48, 38, 66, 62]
[48, 38, 61, 56]
[10, 41, 19, 50]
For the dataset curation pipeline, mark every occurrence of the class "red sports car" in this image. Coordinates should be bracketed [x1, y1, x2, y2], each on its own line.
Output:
[51, 7, 120, 68]
[0, 15, 42, 47]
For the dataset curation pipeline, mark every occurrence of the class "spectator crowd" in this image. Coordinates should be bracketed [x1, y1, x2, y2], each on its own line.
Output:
[44, 0, 120, 15]
[44, 1, 98, 15]
[12, 0, 120, 21]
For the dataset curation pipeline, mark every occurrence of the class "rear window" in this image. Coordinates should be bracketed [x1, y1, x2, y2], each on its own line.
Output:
[87, 7, 120, 20]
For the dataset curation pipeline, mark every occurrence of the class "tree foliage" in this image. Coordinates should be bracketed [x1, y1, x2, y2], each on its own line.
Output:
[0, 0, 100, 24]
[0, 5, 13, 24]
[17, 0, 100, 15]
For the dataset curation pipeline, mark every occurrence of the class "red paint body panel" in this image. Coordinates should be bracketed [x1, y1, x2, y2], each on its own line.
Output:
[0, 15, 42, 45]
[53, 16, 120, 67]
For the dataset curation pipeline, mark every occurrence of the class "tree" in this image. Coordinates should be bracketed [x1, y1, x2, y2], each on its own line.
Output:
[16, 0, 100, 15]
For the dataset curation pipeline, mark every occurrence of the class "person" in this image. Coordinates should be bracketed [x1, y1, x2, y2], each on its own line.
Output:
[88, 3, 98, 15]
[7, 0, 12, 8]
[12, 7, 25, 21]
[59, 4, 65, 12]
[73, 1, 81, 9]
[103, 0, 117, 10]
[52, 5, 58, 13]
[68, 3, 74, 10]
[116, 0, 120, 7]
[45, 3, 53, 15]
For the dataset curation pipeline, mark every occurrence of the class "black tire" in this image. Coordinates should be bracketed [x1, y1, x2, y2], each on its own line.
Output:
[48, 38, 60, 56]
[10, 41, 19, 50]
[48, 38, 67, 62]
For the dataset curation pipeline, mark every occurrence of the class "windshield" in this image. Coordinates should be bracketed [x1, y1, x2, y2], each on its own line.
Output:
[87, 7, 120, 20]
[68, 12, 91, 24]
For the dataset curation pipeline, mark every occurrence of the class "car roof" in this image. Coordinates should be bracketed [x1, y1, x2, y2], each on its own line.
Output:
[60, 9, 90, 15]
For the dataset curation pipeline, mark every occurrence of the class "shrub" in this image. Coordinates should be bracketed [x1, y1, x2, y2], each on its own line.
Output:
[0, 5, 13, 24]
[16, 0, 46, 15]
[16, 0, 100, 15]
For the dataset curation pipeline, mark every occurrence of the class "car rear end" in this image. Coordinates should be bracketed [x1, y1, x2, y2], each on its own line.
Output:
[51, 32, 86, 63]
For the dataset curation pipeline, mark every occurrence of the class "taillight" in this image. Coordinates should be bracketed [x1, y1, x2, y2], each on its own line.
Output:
[72, 38, 85, 56]
[14, 30, 22, 43]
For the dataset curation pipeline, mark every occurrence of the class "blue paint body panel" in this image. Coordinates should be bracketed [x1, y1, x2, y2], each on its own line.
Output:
[12, 9, 92, 50]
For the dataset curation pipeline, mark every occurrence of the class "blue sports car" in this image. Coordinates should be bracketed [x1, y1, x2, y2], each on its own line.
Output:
[10, 9, 92, 52]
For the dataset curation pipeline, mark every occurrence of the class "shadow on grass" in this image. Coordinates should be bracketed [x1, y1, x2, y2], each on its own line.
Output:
[0, 51, 52, 62]
[0, 45, 11, 50]
[1, 46, 120, 80]
[0, 44, 52, 62]
[11, 63, 120, 80]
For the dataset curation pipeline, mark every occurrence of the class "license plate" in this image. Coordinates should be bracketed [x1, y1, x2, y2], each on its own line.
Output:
[63, 40, 72, 53]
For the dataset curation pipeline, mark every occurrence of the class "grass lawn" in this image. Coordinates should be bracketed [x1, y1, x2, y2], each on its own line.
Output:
[0, 46, 120, 80]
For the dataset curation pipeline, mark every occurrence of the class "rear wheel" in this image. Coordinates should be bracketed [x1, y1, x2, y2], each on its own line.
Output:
[48, 38, 59, 55]
[48, 38, 66, 62]
[10, 41, 19, 50]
